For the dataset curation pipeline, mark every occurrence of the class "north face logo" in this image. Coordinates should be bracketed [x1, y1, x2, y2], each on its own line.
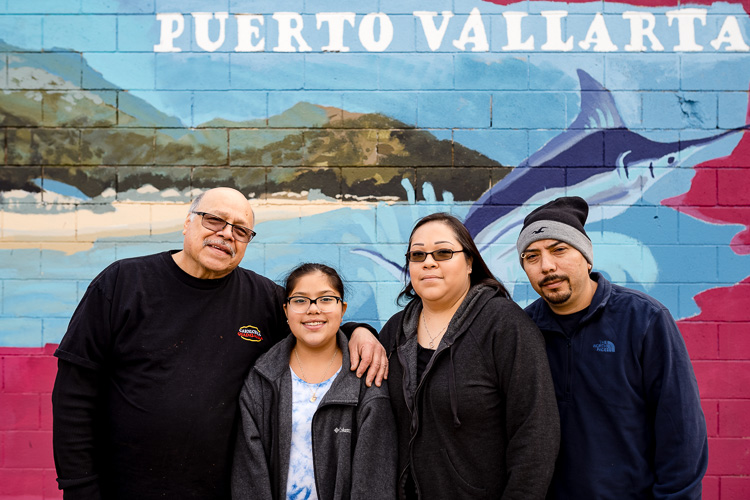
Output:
[593, 340, 615, 353]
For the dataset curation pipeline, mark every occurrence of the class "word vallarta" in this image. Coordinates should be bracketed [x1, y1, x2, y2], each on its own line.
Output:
[154, 8, 750, 53]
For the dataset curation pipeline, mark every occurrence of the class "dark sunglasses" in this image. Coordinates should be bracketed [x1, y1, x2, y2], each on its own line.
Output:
[406, 249, 465, 262]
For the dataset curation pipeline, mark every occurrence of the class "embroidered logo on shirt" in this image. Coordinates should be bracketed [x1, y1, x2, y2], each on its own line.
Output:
[237, 325, 262, 342]
[334, 427, 351, 434]
[593, 340, 615, 353]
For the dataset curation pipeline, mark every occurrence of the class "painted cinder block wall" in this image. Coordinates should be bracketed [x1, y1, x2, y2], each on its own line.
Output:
[1, 0, 750, 498]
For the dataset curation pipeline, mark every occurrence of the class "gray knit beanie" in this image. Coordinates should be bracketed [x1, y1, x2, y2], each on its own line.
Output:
[516, 196, 593, 266]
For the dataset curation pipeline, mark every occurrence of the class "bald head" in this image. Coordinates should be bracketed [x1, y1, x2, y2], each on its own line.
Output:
[191, 188, 255, 226]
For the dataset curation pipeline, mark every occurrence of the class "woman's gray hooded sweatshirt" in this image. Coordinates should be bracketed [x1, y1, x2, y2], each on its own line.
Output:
[379, 285, 560, 500]
[232, 331, 397, 499]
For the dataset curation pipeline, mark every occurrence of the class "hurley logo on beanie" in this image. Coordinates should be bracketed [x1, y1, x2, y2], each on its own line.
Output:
[516, 196, 594, 266]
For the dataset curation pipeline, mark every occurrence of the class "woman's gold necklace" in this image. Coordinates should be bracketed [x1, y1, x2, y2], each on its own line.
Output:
[422, 312, 448, 349]
[294, 347, 339, 402]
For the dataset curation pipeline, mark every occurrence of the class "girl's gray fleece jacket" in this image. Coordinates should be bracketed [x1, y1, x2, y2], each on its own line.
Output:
[231, 330, 397, 499]
[379, 285, 560, 500]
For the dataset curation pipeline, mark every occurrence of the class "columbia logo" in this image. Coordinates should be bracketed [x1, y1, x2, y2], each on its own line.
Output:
[593, 340, 615, 353]
[334, 427, 351, 434]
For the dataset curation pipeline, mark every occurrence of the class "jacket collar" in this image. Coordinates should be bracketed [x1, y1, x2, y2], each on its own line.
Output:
[253, 330, 360, 404]
[396, 284, 500, 425]
[400, 284, 499, 346]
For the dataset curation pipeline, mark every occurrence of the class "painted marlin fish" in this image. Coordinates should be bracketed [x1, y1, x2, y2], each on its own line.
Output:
[464, 69, 750, 250]
[353, 69, 749, 287]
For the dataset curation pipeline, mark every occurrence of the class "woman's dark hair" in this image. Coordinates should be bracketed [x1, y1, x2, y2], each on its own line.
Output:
[397, 212, 510, 305]
[284, 263, 346, 300]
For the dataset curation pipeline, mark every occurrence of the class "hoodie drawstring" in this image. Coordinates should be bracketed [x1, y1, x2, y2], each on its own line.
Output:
[448, 347, 461, 427]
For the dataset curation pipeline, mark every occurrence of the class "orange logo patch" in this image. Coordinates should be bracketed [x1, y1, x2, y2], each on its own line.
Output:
[238, 325, 262, 342]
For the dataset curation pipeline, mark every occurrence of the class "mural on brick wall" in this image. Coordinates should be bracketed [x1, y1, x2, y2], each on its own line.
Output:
[1, 0, 749, 345]
[2, 0, 750, 497]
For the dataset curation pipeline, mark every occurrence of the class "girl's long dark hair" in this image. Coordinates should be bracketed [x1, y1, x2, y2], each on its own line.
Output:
[397, 212, 510, 305]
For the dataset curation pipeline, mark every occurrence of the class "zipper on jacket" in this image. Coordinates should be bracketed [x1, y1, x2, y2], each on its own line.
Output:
[397, 346, 414, 416]
[565, 338, 572, 396]
[396, 344, 421, 497]
[256, 371, 282, 499]
[311, 408, 322, 500]
[402, 344, 449, 500]
[310, 400, 357, 499]
[393, 335, 417, 499]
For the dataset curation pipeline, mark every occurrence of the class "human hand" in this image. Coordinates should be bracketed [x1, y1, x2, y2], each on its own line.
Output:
[348, 327, 388, 387]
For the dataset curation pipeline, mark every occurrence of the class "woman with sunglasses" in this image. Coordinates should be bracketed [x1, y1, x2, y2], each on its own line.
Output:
[232, 263, 396, 500]
[380, 213, 560, 499]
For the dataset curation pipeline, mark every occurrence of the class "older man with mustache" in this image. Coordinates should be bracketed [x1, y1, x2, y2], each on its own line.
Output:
[517, 196, 708, 500]
[51, 187, 386, 500]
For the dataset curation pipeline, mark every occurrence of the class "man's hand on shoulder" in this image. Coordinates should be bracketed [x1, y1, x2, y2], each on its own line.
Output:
[348, 327, 388, 387]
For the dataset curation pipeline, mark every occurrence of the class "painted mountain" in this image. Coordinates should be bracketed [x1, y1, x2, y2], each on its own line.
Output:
[0, 41, 505, 204]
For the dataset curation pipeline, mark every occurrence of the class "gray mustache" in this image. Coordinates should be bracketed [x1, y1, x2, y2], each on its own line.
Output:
[203, 239, 236, 257]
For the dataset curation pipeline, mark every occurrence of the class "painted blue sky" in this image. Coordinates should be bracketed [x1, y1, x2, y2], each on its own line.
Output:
[3, 2, 749, 151]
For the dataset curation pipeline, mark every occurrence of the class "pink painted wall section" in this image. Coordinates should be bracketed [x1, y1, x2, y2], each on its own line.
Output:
[2, 340, 748, 499]
[668, 113, 750, 498]
[0, 346, 60, 499]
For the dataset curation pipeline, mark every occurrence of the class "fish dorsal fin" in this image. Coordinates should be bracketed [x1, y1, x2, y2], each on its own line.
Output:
[520, 70, 623, 168]
[569, 69, 625, 130]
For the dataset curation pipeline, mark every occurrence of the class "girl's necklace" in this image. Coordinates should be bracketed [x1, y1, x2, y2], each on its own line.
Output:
[294, 347, 339, 402]
[422, 312, 449, 349]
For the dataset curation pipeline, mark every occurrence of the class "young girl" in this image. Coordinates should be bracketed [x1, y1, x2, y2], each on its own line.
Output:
[232, 263, 397, 500]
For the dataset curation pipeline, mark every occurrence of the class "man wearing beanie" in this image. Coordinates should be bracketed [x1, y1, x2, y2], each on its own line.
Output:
[517, 196, 708, 500]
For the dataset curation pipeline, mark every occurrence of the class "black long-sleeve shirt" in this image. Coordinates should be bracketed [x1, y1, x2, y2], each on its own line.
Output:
[54, 251, 337, 499]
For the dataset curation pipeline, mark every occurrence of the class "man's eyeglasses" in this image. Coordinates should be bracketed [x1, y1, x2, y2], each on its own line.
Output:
[192, 211, 256, 243]
[406, 249, 465, 263]
[286, 296, 343, 313]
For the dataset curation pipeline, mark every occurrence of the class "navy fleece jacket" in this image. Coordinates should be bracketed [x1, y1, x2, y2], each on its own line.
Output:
[526, 273, 708, 500]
